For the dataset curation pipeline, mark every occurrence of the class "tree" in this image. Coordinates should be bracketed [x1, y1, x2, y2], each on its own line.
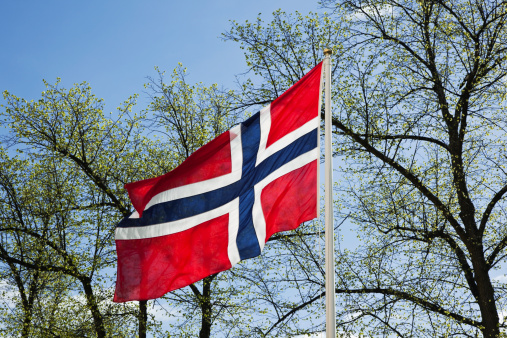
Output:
[0, 80, 162, 337]
[0, 154, 87, 337]
[226, 2, 507, 336]
[0, 64, 254, 338]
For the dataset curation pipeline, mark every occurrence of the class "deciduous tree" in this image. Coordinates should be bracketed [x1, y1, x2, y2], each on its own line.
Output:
[0, 81, 159, 337]
[226, 2, 507, 336]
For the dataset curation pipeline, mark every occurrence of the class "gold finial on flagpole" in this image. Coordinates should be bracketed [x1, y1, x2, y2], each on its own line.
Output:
[324, 48, 333, 55]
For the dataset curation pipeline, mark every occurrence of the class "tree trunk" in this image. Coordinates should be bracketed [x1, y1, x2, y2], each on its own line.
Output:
[472, 249, 500, 338]
[80, 276, 106, 338]
[199, 276, 213, 338]
[139, 300, 148, 338]
[21, 313, 31, 338]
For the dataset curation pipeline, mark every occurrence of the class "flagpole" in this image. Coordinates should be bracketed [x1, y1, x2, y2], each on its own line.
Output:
[323, 48, 336, 338]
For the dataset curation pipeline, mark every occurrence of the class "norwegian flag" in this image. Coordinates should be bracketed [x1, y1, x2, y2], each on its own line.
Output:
[114, 62, 323, 302]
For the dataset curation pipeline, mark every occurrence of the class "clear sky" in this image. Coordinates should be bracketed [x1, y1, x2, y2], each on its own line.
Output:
[1, 0, 322, 113]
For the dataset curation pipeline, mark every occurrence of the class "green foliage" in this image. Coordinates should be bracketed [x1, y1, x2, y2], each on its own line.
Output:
[0, 80, 163, 337]
[224, 10, 343, 105]
[145, 64, 239, 164]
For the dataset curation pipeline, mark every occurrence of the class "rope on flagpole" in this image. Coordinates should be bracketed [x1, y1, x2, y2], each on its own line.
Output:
[323, 48, 336, 338]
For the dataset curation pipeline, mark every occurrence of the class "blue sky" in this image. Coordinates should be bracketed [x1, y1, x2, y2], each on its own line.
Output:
[1, 1, 322, 113]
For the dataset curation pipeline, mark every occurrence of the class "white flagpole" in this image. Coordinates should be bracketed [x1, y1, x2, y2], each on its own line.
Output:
[323, 48, 336, 338]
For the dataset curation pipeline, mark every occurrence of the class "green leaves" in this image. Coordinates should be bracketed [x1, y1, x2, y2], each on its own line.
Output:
[224, 10, 343, 106]
[0, 81, 158, 337]
[145, 64, 239, 164]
